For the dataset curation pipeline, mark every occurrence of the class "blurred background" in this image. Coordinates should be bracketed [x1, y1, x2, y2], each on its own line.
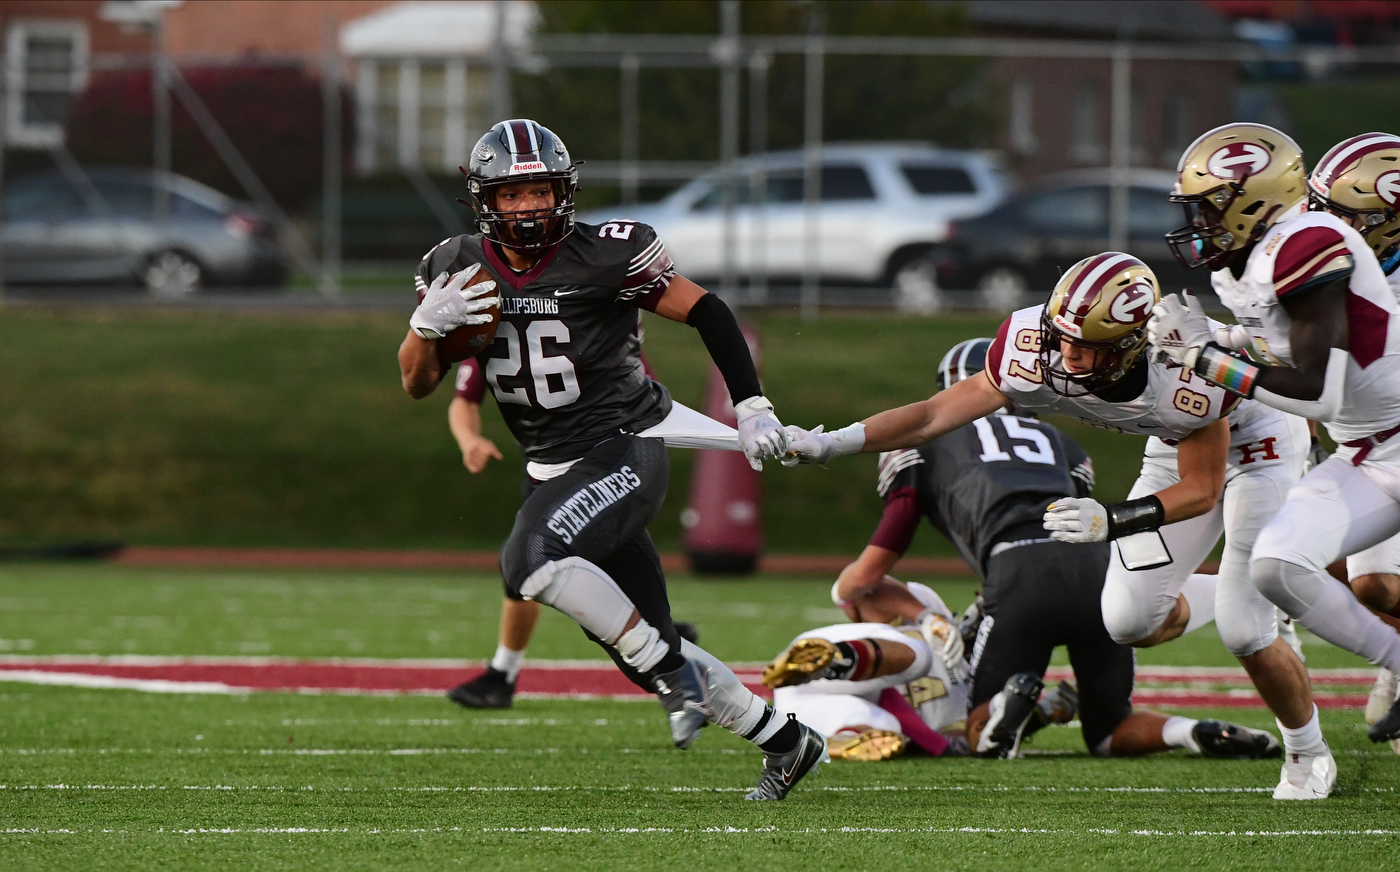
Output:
[3, 0, 1399, 563]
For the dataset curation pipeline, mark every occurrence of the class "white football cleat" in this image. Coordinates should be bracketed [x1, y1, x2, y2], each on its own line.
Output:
[1272, 747, 1336, 800]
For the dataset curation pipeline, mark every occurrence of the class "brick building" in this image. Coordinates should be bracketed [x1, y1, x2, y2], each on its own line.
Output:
[965, 0, 1240, 179]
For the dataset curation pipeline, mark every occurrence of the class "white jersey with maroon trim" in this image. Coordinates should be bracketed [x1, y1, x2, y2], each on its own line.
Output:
[986, 305, 1285, 451]
[1211, 208, 1400, 442]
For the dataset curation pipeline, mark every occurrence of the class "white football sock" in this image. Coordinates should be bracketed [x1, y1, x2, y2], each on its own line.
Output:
[1181, 574, 1217, 635]
[1162, 715, 1201, 753]
[1277, 704, 1328, 757]
[489, 645, 525, 683]
[1297, 572, 1400, 673]
[616, 619, 669, 673]
[681, 639, 772, 740]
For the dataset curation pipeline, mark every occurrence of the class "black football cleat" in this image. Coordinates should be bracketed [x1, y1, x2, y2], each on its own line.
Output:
[675, 621, 700, 644]
[1192, 719, 1282, 759]
[446, 667, 515, 709]
[1368, 696, 1400, 743]
[746, 716, 829, 801]
[977, 671, 1044, 759]
[655, 658, 710, 749]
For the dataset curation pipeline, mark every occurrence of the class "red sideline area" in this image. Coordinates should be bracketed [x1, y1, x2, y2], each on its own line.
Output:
[0, 657, 1372, 708]
[112, 545, 1227, 577]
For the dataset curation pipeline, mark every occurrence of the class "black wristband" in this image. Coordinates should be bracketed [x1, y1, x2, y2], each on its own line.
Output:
[685, 293, 762, 403]
[1105, 495, 1165, 540]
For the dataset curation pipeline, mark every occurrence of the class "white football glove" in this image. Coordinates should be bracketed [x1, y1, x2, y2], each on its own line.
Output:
[1043, 497, 1110, 543]
[917, 610, 964, 670]
[1212, 323, 1255, 352]
[780, 423, 866, 466]
[1146, 290, 1213, 368]
[409, 264, 499, 340]
[734, 396, 788, 471]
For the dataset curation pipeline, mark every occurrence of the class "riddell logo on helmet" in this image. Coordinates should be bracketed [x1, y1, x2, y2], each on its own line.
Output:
[1207, 143, 1271, 180]
[1377, 170, 1400, 207]
[509, 161, 546, 175]
[1053, 314, 1083, 338]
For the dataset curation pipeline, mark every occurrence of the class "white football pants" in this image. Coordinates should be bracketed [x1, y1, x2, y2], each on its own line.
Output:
[772, 620, 969, 737]
[1100, 415, 1308, 656]
[1252, 442, 1400, 673]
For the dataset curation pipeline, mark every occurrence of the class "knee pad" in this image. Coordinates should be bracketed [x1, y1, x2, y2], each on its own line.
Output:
[1100, 578, 1160, 646]
[1251, 557, 1325, 619]
[519, 557, 636, 644]
[1215, 612, 1277, 658]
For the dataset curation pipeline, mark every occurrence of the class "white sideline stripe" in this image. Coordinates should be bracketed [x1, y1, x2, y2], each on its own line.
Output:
[0, 671, 239, 694]
[4, 826, 1400, 837]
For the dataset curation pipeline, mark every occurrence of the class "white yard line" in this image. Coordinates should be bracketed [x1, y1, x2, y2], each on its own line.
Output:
[3, 783, 1394, 794]
[3, 825, 1399, 837]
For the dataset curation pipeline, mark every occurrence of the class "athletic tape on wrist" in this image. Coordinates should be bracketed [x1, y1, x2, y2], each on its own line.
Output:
[1193, 343, 1259, 397]
[1105, 495, 1165, 540]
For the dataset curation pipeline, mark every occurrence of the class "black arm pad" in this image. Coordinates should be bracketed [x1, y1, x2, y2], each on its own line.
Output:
[685, 293, 762, 403]
[1105, 495, 1165, 540]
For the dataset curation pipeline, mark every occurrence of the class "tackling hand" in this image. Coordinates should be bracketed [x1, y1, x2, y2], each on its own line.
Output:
[734, 396, 788, 471]
[918, 610, 964, 670]
[1043, 497, 1110, 543]
[781, 422, 866, 466]
[410, 264, 499, 340]
[1146, 290, 1213, 368]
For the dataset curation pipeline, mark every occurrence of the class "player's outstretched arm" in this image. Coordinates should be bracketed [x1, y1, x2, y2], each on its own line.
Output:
[785, 372, 1008, 465]
[652, 275, 788, 469]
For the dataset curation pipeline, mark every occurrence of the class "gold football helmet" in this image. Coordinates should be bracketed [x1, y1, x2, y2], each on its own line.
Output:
[1167, 123, 1307, 270]
[1308, 133, 1400, 267]
[1040, 252, 1160, 396]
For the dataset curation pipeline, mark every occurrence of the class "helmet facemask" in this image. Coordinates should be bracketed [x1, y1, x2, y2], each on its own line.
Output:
[1038, 309, 1147, 397]
[468, 175, 576, 252]
[1166, 183, 1261, 270]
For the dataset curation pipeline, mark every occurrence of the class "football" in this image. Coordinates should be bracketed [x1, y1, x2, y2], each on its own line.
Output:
[418, 266, 502, 365]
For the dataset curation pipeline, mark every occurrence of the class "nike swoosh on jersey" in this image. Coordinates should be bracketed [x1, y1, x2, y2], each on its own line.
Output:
[553, 288, 584, 297]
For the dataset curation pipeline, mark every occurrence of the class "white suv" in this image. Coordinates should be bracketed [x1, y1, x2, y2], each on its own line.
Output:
[581, 144, 1007, 291]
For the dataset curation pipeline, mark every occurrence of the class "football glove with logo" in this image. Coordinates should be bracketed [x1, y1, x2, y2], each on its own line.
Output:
[1147, 291, 1214, 369]
[409, 264, 499, 340]
[1043, 497, 1110, 543]
[734, 396, 789, 471]
[780, 423, 866, 466]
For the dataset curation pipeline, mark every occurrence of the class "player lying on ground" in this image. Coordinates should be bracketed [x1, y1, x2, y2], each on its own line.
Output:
[784, 255, 1318, 797]
[399, 119, 824, 800]
[1304, 132, 1400, 748]
[1150, 123, 1400, 794]
[442, 353, 696, 710]
[796, 338, 1276, 760]
[763, 580, 973, 761]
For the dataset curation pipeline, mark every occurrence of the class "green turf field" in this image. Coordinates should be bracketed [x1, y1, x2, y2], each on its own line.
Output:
[2, 564, 1397, 870]
[0, 307, 1153, 555]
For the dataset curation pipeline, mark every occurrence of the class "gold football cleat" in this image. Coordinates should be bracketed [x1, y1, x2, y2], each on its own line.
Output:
[828, 729, 907, 762]
[761, 638, 839, 688]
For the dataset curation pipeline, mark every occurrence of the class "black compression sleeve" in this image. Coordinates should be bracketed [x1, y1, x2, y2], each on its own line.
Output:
[1105, 495, 1165, 540]
[685, 293, 762, 403]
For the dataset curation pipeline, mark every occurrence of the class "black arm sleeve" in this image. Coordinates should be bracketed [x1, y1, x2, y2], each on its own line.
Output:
[686, 292, 762, 403]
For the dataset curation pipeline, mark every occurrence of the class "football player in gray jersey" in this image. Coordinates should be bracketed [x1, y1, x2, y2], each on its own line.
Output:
[815, 339, 1278, 760]
[398, 120, 824, 801]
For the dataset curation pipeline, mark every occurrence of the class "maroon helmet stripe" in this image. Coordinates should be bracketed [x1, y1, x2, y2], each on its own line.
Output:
[1063, 253, 1134, 327]
[507, 120, 538, 160]
[1313, 133, 1400, 188]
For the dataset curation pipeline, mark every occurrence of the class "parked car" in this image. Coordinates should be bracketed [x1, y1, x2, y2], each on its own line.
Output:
[930, 169, 1211, 307]
[2, 168, 287, 296]
[580, 144, 1008, 290]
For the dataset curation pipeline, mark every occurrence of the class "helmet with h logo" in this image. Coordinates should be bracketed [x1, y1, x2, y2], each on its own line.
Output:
[1167, 123, 1307, 270]
[1040, 252, 1160, 396]
[1308, 132, 1400, 267]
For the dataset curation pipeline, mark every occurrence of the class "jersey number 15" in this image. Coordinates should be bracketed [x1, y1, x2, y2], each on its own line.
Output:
[972, 416, 1055, 465]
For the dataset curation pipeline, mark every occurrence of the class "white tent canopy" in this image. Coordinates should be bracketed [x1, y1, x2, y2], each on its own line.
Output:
[341, 1, 537, 58]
